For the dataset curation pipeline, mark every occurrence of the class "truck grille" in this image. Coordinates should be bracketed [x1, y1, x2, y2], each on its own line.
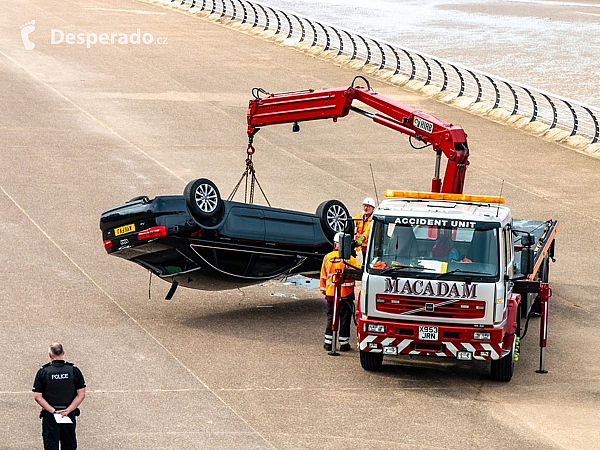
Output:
[375, 294, 486, 319]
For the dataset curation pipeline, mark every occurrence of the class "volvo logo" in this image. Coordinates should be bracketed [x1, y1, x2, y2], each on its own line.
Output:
[425, 303, 435, 312]
[120, 238, 129, 245]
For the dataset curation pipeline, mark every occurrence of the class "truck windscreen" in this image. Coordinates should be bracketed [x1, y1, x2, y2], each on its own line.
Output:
[367, 218, 499, 280]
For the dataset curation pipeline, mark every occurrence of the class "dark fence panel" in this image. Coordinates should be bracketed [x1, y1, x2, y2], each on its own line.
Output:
[176, 0, 599, 144]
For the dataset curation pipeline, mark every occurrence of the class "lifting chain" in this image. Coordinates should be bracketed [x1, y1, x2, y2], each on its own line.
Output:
[228, 135, 271, 206]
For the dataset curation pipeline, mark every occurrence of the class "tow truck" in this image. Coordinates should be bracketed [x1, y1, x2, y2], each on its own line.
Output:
[246, 77, 558, 381]
[348, 191, 557, 381]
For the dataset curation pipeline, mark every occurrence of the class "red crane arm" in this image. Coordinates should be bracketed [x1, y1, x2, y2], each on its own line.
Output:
[247, 85, 469, 194]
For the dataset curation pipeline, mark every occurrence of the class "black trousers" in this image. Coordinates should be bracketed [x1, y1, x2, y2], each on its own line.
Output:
[325, 297, 354, 344]
[41, 411, 77, 450]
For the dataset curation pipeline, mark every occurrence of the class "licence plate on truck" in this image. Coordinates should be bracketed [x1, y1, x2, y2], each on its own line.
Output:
[419, 326, 439, 341]
[114, 223, 135, 236]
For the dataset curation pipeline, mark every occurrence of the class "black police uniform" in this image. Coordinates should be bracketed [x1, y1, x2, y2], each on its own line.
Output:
[32, 360, 86, 450]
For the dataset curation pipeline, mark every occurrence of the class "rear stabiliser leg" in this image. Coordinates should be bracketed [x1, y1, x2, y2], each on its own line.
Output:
[536, 282, 550, 374]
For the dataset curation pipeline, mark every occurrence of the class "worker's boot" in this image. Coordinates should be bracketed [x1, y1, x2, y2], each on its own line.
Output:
[323, 343, 332, 351]
[339, 343, 351, 352]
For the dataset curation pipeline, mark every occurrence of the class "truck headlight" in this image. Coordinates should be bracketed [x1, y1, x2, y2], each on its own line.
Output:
[367, 323, 385, 333]
[473, 331, 491, 340]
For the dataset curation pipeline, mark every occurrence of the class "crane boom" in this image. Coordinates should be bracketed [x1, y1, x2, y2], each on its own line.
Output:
[247, 84, 470, 194]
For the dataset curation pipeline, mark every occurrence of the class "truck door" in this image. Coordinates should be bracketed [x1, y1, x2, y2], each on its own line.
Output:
[502, 226, 515, 304]
[494, 225, 514, 323]
[503, 226, 515, 280]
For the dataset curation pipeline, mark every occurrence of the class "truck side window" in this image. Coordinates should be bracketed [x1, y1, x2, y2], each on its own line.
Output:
[502, 227, 512, 269]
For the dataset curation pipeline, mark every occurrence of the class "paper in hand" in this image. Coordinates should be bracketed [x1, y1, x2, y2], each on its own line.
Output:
[54, 413, 73, 424]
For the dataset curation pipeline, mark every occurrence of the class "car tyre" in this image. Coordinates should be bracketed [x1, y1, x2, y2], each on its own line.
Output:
[316, 200, 351, 241]
[360, 350, 383, 371]
[184, 178, 224, 225]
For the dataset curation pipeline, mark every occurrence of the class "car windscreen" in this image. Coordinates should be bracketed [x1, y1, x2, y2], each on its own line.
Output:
[367, 216, 500, 281]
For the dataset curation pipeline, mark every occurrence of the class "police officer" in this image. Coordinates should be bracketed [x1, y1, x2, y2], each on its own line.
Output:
[320, 232, 359, 352]
[33, 343, 86, 450]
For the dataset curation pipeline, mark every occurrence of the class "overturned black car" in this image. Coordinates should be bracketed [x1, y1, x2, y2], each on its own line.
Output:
[100, 178, 351, 291]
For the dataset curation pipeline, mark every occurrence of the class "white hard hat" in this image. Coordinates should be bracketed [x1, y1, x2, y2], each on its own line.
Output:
[333, 232, 343, 243]
[362, 197, 376, 207]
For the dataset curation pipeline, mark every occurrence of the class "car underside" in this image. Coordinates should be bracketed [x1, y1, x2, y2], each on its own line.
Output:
[100, 179, 351, 291]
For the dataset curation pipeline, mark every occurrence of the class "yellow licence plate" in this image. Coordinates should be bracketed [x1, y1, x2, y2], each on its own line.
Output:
[114, 223, 135, 236]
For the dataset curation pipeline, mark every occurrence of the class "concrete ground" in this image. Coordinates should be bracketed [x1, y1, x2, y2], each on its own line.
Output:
[1, 0, 599, 448]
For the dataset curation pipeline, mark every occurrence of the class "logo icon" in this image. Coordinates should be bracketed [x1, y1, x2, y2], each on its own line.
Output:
[20, 20, 35, 50]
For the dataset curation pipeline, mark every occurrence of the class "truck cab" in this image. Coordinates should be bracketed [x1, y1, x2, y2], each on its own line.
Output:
[356, 191, 528, 380]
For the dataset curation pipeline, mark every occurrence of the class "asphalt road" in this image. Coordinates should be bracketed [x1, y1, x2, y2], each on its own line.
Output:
[1, 0, 599, 448]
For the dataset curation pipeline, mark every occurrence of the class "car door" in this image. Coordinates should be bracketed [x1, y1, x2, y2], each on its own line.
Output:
[263, 209, 316, 246]
[198, 205, 265, 278]
[221, 206, 265, 241]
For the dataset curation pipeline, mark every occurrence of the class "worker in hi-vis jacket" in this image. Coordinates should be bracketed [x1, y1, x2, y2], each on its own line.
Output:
[320, 232, 359, 352]
[354, 197, 376, 259]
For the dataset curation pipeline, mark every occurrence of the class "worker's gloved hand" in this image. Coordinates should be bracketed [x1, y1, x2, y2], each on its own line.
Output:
[356, 236, 365, 246]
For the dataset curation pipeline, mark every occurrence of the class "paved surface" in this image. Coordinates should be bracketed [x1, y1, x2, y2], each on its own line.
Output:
[1, 0, 599, 448]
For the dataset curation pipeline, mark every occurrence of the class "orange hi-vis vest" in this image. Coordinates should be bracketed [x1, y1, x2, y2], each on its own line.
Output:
[320, 250, 358, 298]
[353, 213, 372, 252]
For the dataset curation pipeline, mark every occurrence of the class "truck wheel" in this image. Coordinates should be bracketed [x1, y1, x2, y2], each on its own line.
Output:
[184, 178, 224, 225]
[316, 200, 351, 241]
[490, 338, 515, 382]
[360, 350, 383, 371]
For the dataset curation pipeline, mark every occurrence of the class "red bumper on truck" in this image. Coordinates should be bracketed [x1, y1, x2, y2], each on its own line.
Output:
[357, 318, 507, 361]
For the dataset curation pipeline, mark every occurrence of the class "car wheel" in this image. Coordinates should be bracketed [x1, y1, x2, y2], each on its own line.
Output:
[316, 200, 350, 240]
[184, 178, 224, 224]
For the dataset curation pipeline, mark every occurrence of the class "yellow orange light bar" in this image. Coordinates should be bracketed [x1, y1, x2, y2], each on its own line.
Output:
[384, 190, 505, 204]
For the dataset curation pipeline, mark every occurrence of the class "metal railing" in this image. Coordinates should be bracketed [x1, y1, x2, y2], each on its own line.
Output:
[173, 0, 599, 145]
